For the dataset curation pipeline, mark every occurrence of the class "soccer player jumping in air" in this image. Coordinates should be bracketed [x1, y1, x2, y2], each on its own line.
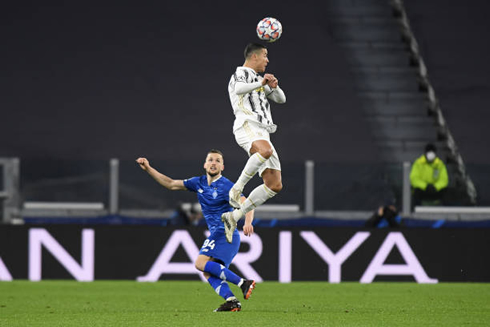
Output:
[222, 43, 286, 243]
[136, 150, 255, 312]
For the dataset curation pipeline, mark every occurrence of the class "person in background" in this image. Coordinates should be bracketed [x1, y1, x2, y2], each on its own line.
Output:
[171, 202, 203, 226]
[410, 143, 449, 206]
[365, 201, 401, 228]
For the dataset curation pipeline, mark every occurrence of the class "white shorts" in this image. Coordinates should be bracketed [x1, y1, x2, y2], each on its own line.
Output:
[234, 121, 281, 176]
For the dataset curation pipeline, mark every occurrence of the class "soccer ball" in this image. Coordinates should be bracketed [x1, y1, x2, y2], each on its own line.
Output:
[256, 17, 282, 43]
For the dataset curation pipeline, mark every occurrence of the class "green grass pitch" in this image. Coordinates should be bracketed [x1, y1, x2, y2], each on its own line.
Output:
[1, 281, 489, 326]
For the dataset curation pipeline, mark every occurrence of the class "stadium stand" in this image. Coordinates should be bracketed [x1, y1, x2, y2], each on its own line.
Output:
[1, 0, 489, 221]
[402, 0, 490, 206]
[324, 0, 484, 206]
[1, 1, 384, 214]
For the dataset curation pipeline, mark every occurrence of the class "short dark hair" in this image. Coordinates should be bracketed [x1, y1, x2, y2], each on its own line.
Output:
[207, 149, 224, 161]
[244, 43, 267, 59]
[425, 143, 437, 153]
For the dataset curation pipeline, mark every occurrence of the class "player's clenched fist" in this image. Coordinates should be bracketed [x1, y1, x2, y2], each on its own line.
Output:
[268, 77, 278, 89]
[262, 73, 275, 86]
[136, 157, 150, 171]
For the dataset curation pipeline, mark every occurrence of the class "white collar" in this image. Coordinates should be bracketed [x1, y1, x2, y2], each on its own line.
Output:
[208, 175, 222, 185]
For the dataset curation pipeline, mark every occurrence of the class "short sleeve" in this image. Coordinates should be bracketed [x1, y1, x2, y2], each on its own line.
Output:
[183, 177, 199, 192]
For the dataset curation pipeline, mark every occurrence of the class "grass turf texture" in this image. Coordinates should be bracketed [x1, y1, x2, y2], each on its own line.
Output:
[0, 281, 489, 326]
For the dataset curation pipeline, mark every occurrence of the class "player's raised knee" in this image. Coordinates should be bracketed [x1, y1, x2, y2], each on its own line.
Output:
[258, 147, 274, 160]
[270, 181, 282, 193]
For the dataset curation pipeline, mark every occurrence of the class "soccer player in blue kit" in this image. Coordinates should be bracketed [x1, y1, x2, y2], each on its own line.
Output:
[136, 149, 256, 312]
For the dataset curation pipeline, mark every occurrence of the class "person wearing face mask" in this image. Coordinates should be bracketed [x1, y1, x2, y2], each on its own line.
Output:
[410, 143, 449, 206]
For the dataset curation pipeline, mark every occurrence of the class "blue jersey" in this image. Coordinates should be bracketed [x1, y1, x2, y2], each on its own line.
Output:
[183, 175, 235, 234]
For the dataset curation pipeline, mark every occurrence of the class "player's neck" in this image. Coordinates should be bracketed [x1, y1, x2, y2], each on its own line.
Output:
[207, 174, 222, 185]
[243, 62, 258, 73]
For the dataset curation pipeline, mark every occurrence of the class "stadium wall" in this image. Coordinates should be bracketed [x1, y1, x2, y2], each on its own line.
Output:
[1, 2, 378, 164]
[0, 226, 488, 283]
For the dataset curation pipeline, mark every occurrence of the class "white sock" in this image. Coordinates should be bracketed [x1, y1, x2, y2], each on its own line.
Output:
[234, 184, 277, 222]
[234, 153, 267, 191]
[231, 209, 244, 222]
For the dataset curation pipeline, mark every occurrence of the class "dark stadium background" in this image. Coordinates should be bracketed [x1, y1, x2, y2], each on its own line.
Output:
[0, 0, 490, 299]
[1, 0, 489, 209]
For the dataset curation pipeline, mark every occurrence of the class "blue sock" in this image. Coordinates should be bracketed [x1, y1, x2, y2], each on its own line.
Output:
[207, 276, 234, 300]
[204, 261, 242, 285]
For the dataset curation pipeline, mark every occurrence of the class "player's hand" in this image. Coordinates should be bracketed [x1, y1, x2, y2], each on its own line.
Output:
[262, 73, 275, 86]
[136, 157, 150, 171]
[264, 73, 278, 88]
[268, 77, 278, 89]
[243, 223, 254, 237]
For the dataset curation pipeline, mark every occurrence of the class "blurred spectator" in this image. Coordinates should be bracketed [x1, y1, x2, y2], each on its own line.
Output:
[171, 202, 203, 226]
[188, 202, 203, 226]
[365, 200, 401, 228]
[410, 143, 449, 206]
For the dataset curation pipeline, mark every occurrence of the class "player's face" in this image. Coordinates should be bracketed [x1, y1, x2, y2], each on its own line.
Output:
[204, 153, 224, 177]
[255, 49, 269, 73]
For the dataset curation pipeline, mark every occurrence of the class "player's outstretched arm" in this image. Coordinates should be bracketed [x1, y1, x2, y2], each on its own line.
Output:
[240, 196, 254, 236]
[136, 157, 186, 191]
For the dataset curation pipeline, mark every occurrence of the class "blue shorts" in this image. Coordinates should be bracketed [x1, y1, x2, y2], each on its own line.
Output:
[199, 228, 240, 268]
